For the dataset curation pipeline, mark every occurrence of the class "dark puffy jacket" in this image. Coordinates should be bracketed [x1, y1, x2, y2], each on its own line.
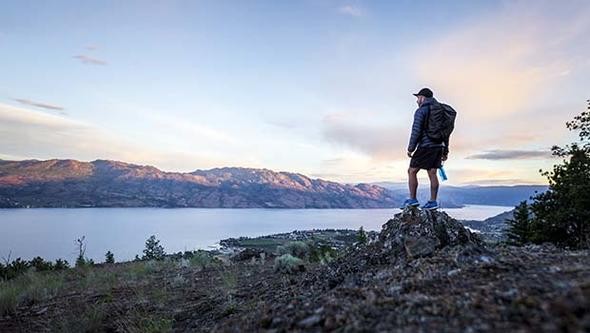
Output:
[407, 97, 450, 153]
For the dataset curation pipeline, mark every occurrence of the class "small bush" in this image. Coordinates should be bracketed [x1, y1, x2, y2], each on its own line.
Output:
[0, 284, 18, 315]
[105, 251, 115, 264]
[274, 254, 305, 274]
[308, 242, 337, 264]
[277, 241, 309, 260]
[0, 270, 65, 315]
[7, 258, 30, 279]
[357, 226, 368, 244]
[76, 257, 95, 268]
[189, 250, 215, 269]
[54, 259, 70, 270]
[30, 256, 54, 272]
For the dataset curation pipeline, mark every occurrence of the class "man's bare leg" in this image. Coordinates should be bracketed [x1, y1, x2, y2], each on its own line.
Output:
[408, 167, 420, 199]
[427, 168, 439, 201]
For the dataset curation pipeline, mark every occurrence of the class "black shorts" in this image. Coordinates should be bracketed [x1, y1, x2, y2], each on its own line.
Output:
[410, 146, 444, 170]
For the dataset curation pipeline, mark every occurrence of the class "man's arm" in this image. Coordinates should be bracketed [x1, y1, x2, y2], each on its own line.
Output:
[442, 136, 450, 161]
[407, 108, 426, 153]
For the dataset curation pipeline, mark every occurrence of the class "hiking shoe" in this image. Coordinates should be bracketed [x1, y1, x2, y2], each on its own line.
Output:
[401, 198, 420, 209]
[422, 200, 439, 210]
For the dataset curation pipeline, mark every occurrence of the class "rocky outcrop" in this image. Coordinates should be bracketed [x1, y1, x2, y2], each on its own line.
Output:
[209, 209, 589, 332]
[377, 207, 483, 260]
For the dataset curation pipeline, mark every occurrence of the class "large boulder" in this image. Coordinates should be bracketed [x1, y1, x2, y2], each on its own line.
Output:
[311, 208, 485, 290]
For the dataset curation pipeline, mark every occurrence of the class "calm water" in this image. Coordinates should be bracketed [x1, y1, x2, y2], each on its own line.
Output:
[0, 205, 511, 263]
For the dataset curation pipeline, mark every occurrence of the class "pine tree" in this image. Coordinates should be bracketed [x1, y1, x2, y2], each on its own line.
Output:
[142, 235, 166, 260]
[505, 201, 532, 245]
[105, 250, 115, 264]
[357, 226, 368, 244]
[526, 100, 590, 248]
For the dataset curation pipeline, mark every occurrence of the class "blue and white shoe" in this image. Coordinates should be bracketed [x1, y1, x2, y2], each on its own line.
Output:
[422, 200, 439, 210]
[401, 198, 420, 209]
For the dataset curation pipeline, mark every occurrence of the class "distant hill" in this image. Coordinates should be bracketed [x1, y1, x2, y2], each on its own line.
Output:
[374, 182, 547, 207]
[0, 159, 410, 208]
[461, 209, 515, 241]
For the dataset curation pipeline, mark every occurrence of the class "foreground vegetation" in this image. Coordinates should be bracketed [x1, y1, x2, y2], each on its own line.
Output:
[1, 211, 588, 332]
[507, 100, 590, 249]
[0, 228, 355, 330]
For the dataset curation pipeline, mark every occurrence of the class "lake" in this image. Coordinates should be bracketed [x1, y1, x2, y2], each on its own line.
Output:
[0, 205, 512, 263]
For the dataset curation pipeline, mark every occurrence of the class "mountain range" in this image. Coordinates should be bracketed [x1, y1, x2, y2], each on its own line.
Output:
[0, 159, 546, 209]
[374, 182, 547, 207]
[0, 159, 403, 208]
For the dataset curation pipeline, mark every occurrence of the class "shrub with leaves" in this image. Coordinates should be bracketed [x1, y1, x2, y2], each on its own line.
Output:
[357, 226, 368, 244]
[142, 235, 166, 261]
[4, 258, 30, 280]
[277, 241, 309, 260]
[274, 254, 305, 274]
[54, 259, 69, 270]
[308, 241, 337, 264]
[30, 256, 54, 272]
[105, 251, 115, 264]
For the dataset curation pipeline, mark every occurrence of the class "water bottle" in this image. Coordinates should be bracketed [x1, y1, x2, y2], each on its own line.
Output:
[438, 165, 448, 181]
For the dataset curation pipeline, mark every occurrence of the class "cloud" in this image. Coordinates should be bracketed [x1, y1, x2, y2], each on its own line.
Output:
[73, 55, 107, 65]
[0, 103, 235, 172]
[143, 113, 238, 145]
[466, 149, 553, 160]
[410, 1, 590, 154]
[322, 113, 407, 160]
[413, 1, 590, 117]
[13, 98, 64, 112]
[338, 5, 364, 17]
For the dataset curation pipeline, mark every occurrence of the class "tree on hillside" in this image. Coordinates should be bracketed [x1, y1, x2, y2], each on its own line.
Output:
[508, 100, 590, 248]
[357, 226, 368, 244]
[505, 201, 533, 245]
[142, 235, 166, 260]
[105, 250, 115, 264]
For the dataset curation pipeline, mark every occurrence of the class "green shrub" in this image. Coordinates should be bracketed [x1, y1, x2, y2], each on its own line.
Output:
[506, 100, 590, 248]
[277, 241, 309, 260]
[308, 241, 337, 264]
[7, 258, 30, 279]
[274, 254, 305, 274]
[189, 250, 216, 269]
[105, 251, 115, 264]
[0, 284, 18, 315]
[357, 226, 368, 244]
[30, 256, 54, 272]
[54, 259, 70, 270]
[0, 270, 65, 315]
[76, 257, 95, 268]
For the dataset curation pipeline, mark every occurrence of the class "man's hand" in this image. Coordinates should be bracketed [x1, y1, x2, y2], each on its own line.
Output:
[442, 152, 448, 161]
[407, 151, 413, 158]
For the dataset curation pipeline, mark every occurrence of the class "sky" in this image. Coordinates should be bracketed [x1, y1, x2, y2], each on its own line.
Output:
[1, 0, 589, 185]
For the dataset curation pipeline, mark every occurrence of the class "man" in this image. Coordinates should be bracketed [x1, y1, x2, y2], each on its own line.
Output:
[401, 88, 450, 210]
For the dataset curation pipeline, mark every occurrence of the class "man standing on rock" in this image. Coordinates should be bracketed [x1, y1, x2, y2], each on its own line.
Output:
[401, 88, 456, 210]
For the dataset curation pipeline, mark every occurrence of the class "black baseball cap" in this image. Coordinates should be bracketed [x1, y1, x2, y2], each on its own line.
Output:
[413, 88, 433, 98]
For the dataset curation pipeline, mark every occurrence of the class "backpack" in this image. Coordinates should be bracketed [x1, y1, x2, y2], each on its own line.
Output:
[425, 102, 457, 143]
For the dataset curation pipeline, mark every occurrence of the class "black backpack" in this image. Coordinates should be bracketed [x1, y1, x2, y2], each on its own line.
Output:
[425, 102, 457, 143]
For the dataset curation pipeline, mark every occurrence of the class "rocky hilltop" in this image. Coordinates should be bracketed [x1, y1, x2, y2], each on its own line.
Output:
[0, 159, 405, 208]
[212, 209, 589, 332]
[0, 209, 588, 332]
